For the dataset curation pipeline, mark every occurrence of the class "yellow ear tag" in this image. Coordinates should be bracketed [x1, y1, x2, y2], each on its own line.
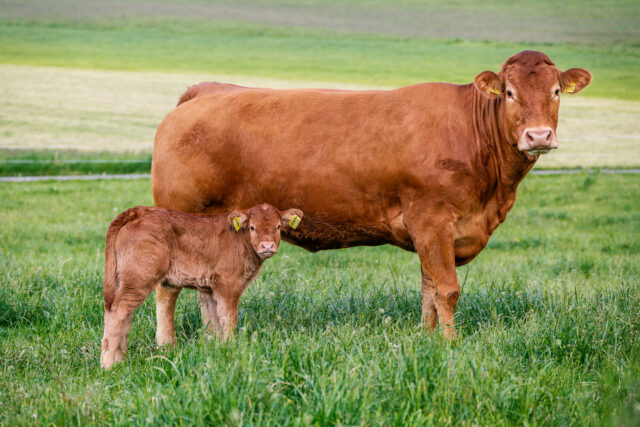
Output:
[289, 214, 301, 230]
[564, 82, 576, 94]
[489, 88, 501, 95]
[232, 217, 241, 232]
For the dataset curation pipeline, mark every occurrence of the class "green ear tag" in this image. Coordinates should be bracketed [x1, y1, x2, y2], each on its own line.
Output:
[289, 214, 301, 230]
[233, 217, 241, 231]
[489, 88, 501, 95]
[564, 82, 576, 93]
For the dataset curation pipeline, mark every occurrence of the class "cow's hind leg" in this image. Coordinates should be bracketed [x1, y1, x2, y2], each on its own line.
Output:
[198, 290, 220, 337]
[421, 269, 438, 331]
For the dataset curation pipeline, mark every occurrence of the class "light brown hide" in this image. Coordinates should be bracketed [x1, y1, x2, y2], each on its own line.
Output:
[152, 51, 591, 338]
[100, 203, 301, 368]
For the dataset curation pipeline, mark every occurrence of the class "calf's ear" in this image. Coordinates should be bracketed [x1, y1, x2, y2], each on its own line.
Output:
[228, 211, 248, 231]
[281, 209, 303, 230]
[474, 71, 502, 98]
[560, 68, 592, 94]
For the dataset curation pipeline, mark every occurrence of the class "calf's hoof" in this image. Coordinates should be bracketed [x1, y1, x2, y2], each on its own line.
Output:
[100, 350, 118, 369]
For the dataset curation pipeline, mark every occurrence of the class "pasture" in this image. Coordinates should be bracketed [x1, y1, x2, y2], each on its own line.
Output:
[1, 0, 639, 424]
[1, 174, 639, 424]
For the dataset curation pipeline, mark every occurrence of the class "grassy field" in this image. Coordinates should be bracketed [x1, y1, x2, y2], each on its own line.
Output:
[1, 1, 639, 424]
[1, 175, 639, 424]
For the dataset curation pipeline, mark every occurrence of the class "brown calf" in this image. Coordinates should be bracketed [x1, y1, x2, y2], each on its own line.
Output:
[100, 203, 302, 368]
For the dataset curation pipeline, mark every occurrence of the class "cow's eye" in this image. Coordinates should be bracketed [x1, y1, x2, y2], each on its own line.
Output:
[250, 225, 255, 231]
[276, 224, 281, 230]
[506, 90, 514, 98]
[554, 88, 561, 96]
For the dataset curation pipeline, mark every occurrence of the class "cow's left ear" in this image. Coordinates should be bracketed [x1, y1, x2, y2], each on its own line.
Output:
[280, 209, 303, 230]
[560, 68, 592, 94]
[474, 71, 502, 98]
[228, 211, 248, 231]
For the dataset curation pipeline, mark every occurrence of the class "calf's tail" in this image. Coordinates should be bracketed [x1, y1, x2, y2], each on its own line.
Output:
[103, 207, 144, 311]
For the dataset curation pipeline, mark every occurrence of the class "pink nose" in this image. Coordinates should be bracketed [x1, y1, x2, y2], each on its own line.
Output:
[259, 242, 277, 252]
[523, 128, 558, 151]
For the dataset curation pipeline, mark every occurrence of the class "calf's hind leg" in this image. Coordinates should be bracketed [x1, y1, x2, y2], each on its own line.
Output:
[101, 282, 156, 369]
[155, 285, 181, 346]
[101, 307, 133, 369]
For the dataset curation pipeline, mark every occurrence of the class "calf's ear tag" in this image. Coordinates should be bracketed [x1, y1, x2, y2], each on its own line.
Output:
[289, 214, 301, 230]
[233, 217, 242, 231]
[564, 82, 576, 93]
[489, 88, 501, 95]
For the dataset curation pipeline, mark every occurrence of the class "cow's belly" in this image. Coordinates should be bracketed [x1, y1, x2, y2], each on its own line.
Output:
[281, 211, 414, 252]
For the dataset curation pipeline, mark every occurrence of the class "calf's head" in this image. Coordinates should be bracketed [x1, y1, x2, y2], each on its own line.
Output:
[228, 203, 303, 259]
[474, 50, 591, 158]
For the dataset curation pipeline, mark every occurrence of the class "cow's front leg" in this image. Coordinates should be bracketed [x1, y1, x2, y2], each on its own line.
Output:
[409, 219, 460, 339]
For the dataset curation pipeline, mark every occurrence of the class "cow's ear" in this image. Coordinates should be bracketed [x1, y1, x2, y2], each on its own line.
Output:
[280, 209, 303, 230]
[228, 211, 248, 231]
[560, 68, 592, 94]
[474, 71, 502, 98]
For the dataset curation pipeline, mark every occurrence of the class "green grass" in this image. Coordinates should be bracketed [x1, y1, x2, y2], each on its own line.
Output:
[0, 150, 151, 176]
[1, 20, 639, 100]
[1, 174, 639, 424]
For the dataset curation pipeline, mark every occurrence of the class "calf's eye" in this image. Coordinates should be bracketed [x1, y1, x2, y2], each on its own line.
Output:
[554, 88, 561, 96]
[250, 225, 255, 231]
[276, 224, 281, 230]
[506, 90, 513, 98]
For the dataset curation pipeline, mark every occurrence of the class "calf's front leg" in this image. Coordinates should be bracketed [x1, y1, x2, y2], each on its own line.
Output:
[213, 293, 240, 340]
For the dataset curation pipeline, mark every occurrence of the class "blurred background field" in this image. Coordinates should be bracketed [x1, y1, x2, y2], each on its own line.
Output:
[1, 0, 639, 170]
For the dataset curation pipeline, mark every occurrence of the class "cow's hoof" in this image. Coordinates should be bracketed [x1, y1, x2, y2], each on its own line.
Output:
[156, 335, 176, 347]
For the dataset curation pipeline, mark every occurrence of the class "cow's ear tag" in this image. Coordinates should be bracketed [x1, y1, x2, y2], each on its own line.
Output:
[233, 217, 242, 231]
[489, 88, 501, 95]
[564, 82, 576, 93]
[289, 214, 301, 230]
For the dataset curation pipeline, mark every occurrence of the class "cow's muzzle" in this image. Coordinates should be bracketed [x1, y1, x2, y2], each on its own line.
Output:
[518, 127, 558, 155]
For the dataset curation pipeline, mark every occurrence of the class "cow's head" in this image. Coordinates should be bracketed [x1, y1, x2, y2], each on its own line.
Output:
[474, 50, 591, 158]
[228, 203, 303, 259]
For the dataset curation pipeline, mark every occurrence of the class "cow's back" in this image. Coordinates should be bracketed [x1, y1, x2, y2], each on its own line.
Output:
[152, 83, 475, 251]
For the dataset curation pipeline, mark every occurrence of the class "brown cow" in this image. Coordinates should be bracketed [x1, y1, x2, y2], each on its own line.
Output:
[100, 203, 303, 368]
[152, 50, 591, 339]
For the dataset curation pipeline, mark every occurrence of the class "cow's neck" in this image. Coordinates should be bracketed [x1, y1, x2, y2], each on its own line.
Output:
[470, 86, 536, 219]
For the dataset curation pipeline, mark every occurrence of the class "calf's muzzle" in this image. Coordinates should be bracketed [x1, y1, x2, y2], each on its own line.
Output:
[258, 241, 277, 257]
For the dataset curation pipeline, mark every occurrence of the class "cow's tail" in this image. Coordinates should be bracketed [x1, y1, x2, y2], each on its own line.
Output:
[103, 207, 144, 311]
